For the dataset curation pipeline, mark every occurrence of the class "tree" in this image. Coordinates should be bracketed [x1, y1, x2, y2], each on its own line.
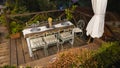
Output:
[37, 0, 57, 11]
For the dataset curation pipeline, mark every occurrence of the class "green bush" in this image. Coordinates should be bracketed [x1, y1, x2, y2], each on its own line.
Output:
[83, 42, 120, 68]
[94, 42, 120, 68]
[2, 65, 16, 68]
[0, 14, 6, 26]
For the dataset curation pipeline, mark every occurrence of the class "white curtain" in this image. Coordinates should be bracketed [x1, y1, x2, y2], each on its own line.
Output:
[86, 0, 108, 38]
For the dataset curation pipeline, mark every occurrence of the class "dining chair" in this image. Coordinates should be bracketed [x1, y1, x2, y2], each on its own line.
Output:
[29, 34, 48, 56]
[43, 31, 59, 55]
[58, 28, 74, 48]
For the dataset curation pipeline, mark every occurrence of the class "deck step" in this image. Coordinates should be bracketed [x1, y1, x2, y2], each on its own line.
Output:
[21, 55, 56, 67]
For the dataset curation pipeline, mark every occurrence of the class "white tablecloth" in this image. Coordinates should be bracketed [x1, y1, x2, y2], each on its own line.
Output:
[22, 21, 73, 37]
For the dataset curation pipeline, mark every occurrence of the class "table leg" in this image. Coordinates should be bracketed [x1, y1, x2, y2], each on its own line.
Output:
[26, 38, 33, 57]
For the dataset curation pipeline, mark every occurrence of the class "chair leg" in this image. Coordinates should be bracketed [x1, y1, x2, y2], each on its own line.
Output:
[60, 42, 64, 51]
[57, 43, 59, 52]
[69, 39, 74, 47]
[44, 46, 48, 56]
[87, 37, 92, 44]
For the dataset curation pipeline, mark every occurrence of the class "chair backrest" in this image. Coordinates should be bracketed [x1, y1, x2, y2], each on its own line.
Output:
[29, 35, 36, 39]
[77, 19, 85, 29]
[46, 31, 58, 39]
[45, 31, 53, 36]
[64, 28, 73, 33]
[58, 29, 63, 33]
[64, 28, 69, 32]
[29, 33, 45, 40]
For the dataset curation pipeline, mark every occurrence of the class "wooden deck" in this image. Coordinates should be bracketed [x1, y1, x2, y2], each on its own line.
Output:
[21, 38, 104, 67]
[0, 42, 10, 67]
[10, 36, 86, 66]
[0, 26, 10, 67]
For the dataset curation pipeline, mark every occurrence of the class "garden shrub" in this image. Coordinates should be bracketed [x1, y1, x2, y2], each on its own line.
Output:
[89, 42, 120, 68]
[48, 41, 120, 68]
[48, 48, 94, 68]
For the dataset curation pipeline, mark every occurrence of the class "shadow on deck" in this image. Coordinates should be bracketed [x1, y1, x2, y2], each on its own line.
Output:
[10, 36, 86, 66]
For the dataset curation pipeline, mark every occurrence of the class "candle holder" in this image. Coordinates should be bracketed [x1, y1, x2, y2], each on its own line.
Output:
[48, 17, 53, 28]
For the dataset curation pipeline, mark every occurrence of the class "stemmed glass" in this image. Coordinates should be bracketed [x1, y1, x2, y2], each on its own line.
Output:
[31, 21, 40, 32]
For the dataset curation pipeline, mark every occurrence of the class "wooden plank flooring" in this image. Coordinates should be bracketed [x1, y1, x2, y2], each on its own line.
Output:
[22, 39, 104, 67]
[21, 37, 32, 63]
[10, 39, 17, 66]
[10, 36, 86, 66]
[0, 42, 10, 67]
[16, 38, 25, 65]
[0, 26, 10, 67]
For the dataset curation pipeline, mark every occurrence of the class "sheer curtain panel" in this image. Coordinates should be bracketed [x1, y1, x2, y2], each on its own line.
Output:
[86, 0, 108, 38]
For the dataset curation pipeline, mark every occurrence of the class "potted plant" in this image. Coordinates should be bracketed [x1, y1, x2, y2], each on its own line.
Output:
[10, 21, 23, 39]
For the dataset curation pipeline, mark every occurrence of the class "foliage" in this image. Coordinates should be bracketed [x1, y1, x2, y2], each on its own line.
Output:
[28, 14, 49, 25]
[5, 0, 15, 10]
[65, 5, 77, 20]
[37, 0, 57, 11]
[2, 65, 32, 68]
[24, 0, 40, 12]
[48, 41, 120, 68]
[48, 48, 93, 68]
[10, 21, 23, 34]
[79, 41, 120, 68]
[90, 42, 120, 68]
[5, 0, 57, 12]
[25, 66, 31, 68]
[0, 14, 6, 26]
[2, 65, 16, 68]
[5, 0, 29, 35]
[11, 6, 28, 14]
[5, 0, 28, 13]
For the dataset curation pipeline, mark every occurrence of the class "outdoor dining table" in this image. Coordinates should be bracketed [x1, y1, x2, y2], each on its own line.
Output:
[22, 21, 74, 57]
